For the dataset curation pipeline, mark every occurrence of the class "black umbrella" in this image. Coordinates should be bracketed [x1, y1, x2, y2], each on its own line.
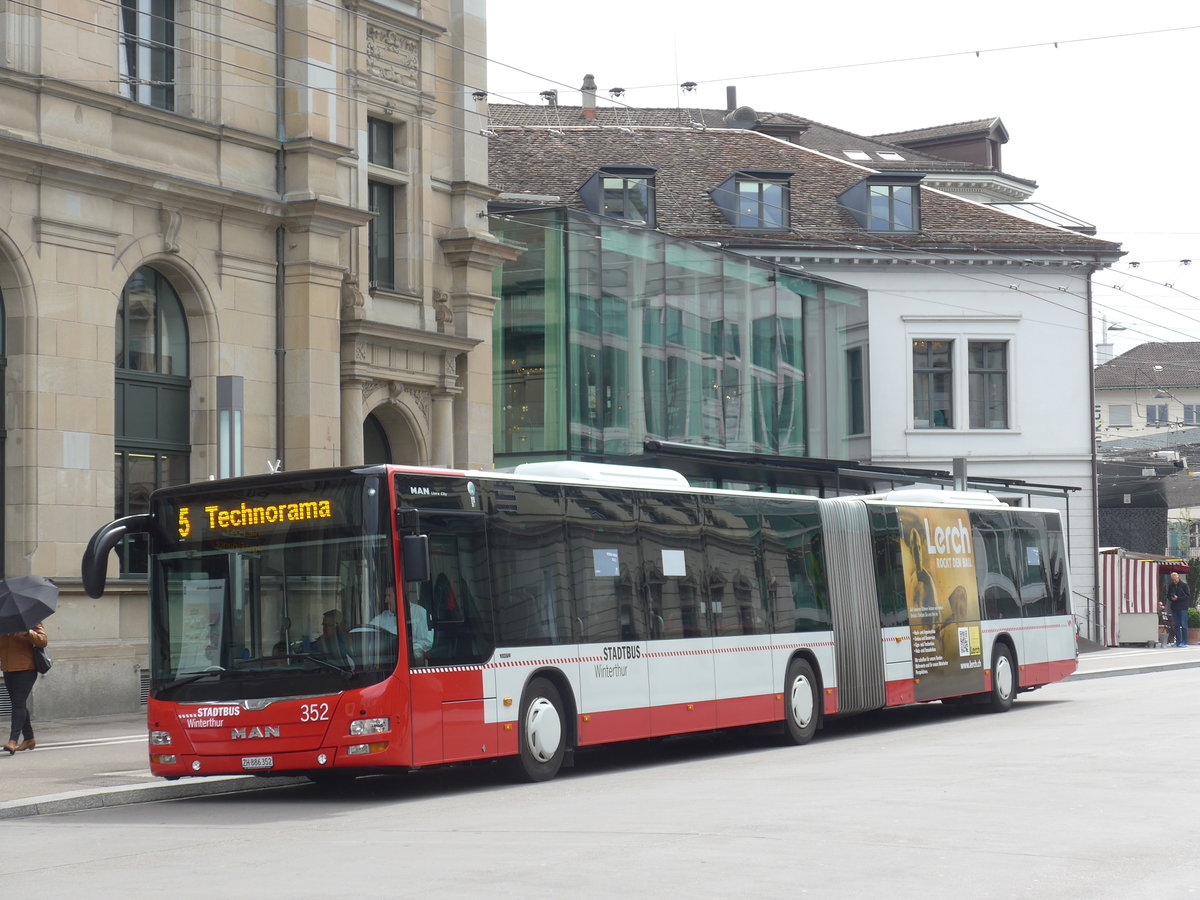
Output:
[0, 575, 58, 634]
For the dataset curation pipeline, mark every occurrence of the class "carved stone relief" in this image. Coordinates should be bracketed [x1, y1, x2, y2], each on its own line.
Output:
[366, 26, 419, 90]
[433, 289, 454, 333]
[161, 208, 181, 254]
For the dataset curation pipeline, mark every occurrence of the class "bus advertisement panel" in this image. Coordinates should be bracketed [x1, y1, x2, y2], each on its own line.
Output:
[898, 506, 984, 701]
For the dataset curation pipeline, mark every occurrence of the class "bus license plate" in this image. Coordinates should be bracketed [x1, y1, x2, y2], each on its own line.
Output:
[241, 756, 274, 770]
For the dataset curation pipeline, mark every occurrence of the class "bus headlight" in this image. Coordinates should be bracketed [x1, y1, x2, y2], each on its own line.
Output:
[349, 717, 390, 736]
[150, 731, 172, 745]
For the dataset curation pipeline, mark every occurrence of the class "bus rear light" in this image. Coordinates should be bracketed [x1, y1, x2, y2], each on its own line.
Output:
[347, 742, 388, 756]
[150, 731, 172, 745]
[349, 717, 390, 735]
[151, 754, 177, 765]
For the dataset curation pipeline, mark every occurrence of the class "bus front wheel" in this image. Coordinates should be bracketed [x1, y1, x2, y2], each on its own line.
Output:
[513, 677, 567, 782]
[783, 658, 819, 744]
[988, 644, 1017, 713]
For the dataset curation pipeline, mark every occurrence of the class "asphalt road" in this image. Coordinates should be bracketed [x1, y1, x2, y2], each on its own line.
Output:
[1, 664, 1197, 898]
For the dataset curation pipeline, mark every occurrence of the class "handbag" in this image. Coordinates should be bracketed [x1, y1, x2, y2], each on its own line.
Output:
[32, 645, 51, 674]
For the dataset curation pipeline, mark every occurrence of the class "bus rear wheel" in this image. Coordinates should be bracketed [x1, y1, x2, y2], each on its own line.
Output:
[512, 677, 567, 782]
[783, 658, 819, 744]
[988, 644, 1017, 713]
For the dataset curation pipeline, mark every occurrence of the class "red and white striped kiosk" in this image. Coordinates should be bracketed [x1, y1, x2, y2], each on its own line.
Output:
[1099, 548, 1187, 646]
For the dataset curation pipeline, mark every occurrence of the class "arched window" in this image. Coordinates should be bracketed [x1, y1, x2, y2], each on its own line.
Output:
[115, 266, 190, 574]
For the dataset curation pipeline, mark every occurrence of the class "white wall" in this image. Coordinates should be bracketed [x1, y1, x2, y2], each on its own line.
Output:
[801, 256, 1099, 628]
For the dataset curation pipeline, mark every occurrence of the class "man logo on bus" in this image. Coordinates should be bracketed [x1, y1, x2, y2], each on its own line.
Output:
[231, 726, 281, 740]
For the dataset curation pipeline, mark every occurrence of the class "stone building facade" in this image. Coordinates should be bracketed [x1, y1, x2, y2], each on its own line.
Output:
[0, 0, 511, 715]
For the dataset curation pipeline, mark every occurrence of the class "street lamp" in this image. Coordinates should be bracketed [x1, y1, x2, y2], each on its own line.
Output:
[1095, 316, 1126, 364]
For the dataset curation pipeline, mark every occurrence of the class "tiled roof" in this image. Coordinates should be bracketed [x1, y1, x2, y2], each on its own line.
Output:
[487, 125, 1121, 254]
[1094, 342, 1200, 388]
[487, 105, 1035, 185]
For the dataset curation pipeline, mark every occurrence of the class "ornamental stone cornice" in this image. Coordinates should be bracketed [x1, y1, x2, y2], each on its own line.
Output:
[344, 0, 446, 37]
[439, 228, 522, 270]
[341, 319, 479, 389]
[283, 198, 374, 236]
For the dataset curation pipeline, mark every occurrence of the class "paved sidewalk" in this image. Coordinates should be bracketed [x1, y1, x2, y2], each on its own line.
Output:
[2, 644, 1198, 818]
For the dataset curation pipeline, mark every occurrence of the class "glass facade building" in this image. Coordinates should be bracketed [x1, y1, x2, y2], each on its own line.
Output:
[492, 208, 866, 471]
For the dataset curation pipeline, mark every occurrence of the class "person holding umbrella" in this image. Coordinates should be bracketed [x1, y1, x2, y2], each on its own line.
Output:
[0, 575, 58, 754]
[1, 623, 48, 753]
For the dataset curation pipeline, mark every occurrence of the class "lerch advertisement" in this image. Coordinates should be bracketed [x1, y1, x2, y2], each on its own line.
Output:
[897, 507, 985, 700]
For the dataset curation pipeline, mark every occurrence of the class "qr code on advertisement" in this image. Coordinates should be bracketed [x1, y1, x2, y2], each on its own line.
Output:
[958, 626, 971, 656]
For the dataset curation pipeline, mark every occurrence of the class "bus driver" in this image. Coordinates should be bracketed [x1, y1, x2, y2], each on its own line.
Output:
[370, 586, 433, 665]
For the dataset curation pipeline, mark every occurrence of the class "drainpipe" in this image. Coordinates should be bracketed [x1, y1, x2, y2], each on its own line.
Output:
[274, 0, 287, 469]
[1085, 256, 1100, 644]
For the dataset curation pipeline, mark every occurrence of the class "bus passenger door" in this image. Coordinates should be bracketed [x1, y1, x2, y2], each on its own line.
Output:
[404, 512, 497, 766]
[565, 486, 652, 744]
[1013, 517, 1049, 685]
[639, 491, 716, 736]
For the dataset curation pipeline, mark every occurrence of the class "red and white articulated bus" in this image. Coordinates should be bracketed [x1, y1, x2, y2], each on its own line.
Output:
[81, 462, 1077, 783]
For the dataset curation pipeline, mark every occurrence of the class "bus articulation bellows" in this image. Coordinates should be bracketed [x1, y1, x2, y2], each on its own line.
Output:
[81, 462, 1077, 783]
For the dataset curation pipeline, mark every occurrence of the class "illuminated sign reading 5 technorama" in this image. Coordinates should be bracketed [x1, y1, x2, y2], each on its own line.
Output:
[176, 499, 334, 538]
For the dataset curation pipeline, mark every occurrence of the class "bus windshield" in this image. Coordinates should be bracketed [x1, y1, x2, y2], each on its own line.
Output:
[149, 474, 397, 702]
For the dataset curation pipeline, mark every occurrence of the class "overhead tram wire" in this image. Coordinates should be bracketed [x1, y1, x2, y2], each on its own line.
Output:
[115, 0, 1182, 348]
[20, 0, 1195, 353]
[618, 24, 1200, 91]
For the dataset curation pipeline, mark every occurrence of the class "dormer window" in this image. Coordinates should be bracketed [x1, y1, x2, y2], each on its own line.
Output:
[838, 174, 923, 232]
[712, 170, 792, 229]
[580, 166, 656, 225]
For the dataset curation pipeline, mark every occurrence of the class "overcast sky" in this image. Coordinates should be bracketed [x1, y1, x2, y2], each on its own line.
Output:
[486, 2, 1200, 362]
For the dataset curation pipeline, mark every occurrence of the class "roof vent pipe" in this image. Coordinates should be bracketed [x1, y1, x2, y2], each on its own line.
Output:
[726, 86, 736, 112]
[723, 105, 758, 128]
[582, 74, 596, 120]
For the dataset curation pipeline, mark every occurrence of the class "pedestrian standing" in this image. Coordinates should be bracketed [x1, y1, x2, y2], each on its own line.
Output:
[0, 623, 47, 753]
[1166, 571, 1192, 648]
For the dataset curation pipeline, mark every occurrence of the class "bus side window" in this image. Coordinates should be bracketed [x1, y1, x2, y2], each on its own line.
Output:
[761, 502, 830, 633]
[868, 507, 908, 627]
[971, 510, 1020, 620]
[700, 494, 769, 637]
[564, 486, 637, 643]
[638, 491, 705, 640]
[489, 482, 570, 646]
[419, 517, 493, 665]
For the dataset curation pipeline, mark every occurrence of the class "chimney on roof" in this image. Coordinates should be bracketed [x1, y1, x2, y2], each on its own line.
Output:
[540, 89, 558, 107]
[582, 74, 597, 120]
[726, 86, 736, 112]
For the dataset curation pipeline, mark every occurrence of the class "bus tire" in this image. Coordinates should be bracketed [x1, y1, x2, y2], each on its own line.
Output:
[783, 658, 819, 744]
[513, 676, 567, 782]
[988, 644, 1017, 713]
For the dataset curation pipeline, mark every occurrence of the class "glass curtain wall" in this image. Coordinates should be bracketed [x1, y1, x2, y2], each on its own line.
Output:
[492, 209, 863, 467]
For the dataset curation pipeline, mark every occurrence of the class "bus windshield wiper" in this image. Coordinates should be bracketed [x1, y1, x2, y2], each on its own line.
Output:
[159, 666, 225, 693]
[286, 653, 354, 677]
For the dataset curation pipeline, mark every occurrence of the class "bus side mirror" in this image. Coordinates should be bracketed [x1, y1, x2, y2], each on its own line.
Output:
[81, 514, 152, 598]
[401, 534, 431, 583]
